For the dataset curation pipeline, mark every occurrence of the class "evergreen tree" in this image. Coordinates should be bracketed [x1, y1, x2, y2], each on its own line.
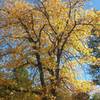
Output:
[88, 34, 100, 85]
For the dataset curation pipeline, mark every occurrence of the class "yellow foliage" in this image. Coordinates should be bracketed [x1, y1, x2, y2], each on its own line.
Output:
[73, 80, 93, 93]
[0, 0, 99, 98]
[10, 1, 32, 18]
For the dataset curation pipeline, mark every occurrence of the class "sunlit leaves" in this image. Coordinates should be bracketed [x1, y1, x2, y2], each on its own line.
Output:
[0, 0, 99, 99]
[73, 80, 93, 93]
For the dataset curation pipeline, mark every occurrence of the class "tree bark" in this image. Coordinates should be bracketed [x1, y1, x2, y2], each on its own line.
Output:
[35, 53, 46, 87]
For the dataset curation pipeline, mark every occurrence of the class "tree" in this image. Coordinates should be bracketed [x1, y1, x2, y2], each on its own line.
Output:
[88, 34, 100, 85]
[73, 92, 89, 100]
[0, 0, 99, 99]
[92, 93, 100, 100]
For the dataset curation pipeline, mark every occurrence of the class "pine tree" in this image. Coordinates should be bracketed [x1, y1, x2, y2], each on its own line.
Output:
[88, 34, 100, 85]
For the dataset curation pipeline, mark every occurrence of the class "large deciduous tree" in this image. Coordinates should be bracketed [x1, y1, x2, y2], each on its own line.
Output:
[0, 0, 99, 99]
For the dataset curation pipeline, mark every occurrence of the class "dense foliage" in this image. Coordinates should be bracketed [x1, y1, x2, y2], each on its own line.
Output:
[0, 0, 99, 100]
[88, 35, 100, 85]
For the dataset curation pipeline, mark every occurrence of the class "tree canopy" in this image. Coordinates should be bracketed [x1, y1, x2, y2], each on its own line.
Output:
[0, 0, 100, 100]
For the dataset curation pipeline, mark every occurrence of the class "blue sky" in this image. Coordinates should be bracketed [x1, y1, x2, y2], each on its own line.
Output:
[27, 0, 100, 10]
[0, 0, 99, 10]
[86, 0, 100, 10]
[92, 0, 100, 10]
